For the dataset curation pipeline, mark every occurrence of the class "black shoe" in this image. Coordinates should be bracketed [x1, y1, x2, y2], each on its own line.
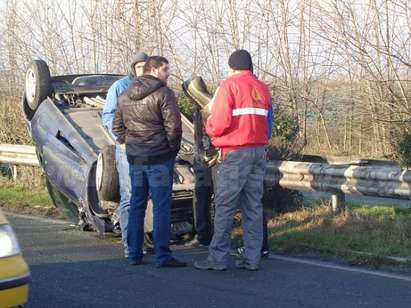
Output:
[157, 257, 187, 268]
[143, 245, 155, 255]
[261, 250, 270, 258]
[236, 246, 245, 256]
[235, 259, 259, 271]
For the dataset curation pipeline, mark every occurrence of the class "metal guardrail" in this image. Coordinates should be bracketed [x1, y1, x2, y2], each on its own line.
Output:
[0, 144, 39, 166]
[1, 143, 410, 212]
[265, 161, 411, 212]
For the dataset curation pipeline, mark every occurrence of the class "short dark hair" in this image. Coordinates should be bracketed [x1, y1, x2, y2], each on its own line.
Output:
[143, 56, 169, 73]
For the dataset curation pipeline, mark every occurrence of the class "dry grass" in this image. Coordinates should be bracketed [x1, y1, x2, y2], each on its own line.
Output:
[15, 166, 45, 188]
[0, 91, 31, 144]
[269, 203, 411, 249]
[232, 201, 411, 268]
[266, 201, 411, 267]
[0, 91, 41, 187]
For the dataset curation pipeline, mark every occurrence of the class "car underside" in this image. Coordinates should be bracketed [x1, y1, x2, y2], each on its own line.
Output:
[22, 60, 196, 240]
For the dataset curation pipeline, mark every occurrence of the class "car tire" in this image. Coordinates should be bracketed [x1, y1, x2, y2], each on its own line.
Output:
[96, 145, 120, 202]
[25, 60, 52, 111]
[45, 178, 79, 223]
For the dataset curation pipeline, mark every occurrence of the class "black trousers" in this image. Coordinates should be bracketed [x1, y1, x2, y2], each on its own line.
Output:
[193, 157, 269, 251]
[193, 158, 214, 245]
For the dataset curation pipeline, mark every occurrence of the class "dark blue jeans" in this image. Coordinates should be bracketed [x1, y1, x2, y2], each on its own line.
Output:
[127, 157, 175, 265]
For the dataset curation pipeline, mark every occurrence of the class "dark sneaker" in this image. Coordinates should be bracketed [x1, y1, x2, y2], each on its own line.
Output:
[157, 257, 187, 268]
[113, 227, 122, 237]
[261, 250, 270, 259]
[184, 238, 208, 248]
[129, 258, 142, 266]
[235, 259, 258, 271]
[236, 246, 245, 256]
[143, 245, 155, 255]
[194, 259, 227, 271]
[236, 247, 270, 259]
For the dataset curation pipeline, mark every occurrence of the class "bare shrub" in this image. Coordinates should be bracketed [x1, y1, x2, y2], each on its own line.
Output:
[0, 92, 31, 144]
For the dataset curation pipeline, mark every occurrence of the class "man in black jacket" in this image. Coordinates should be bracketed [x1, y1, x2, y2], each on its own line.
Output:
[112, 56, 186, 268]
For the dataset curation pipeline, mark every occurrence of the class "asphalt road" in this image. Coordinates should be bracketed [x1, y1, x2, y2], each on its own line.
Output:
[7, 212, 411, 308]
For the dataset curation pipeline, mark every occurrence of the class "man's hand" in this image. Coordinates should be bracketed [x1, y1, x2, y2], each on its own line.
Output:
[119, 143, 126, 150]
[201, 107, 211, 123]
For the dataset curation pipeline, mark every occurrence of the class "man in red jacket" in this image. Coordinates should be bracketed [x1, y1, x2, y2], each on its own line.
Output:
[194, 50, 272, 271]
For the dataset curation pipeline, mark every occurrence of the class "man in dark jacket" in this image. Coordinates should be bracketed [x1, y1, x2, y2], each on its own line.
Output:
[112, 56, 186, 268]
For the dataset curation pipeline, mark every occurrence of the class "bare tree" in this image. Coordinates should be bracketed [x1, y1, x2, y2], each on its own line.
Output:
[0, 0, 409, 157]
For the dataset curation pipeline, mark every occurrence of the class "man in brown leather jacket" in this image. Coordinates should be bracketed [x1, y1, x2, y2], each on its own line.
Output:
[112, 56, 186, 268]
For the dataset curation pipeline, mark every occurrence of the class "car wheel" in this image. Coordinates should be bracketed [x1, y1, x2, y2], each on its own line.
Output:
[25, 60, 52, 111]
[45, 178, 79, 223]
[96, 145, 119, 202]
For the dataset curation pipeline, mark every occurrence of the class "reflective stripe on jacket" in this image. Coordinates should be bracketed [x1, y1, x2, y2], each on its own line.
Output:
[206, 71, 272, 150]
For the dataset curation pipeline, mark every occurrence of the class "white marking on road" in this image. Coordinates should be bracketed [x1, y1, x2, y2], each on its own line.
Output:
[7, 211, 411, 282]
[177, 249, 411, 282]
[269, 254, 411, 282]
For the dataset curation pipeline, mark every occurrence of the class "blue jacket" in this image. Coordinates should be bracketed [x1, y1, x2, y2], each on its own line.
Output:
[102, 76, 131, 140]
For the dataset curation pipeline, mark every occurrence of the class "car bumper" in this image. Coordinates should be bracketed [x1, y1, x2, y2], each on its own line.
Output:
[0, 255, 30, 307]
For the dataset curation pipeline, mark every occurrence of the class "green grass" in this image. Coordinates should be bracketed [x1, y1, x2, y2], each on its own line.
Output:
[0, 182, 50, 207]
[234, 200, 411, 268]
[265, 202, 411, 267]
[271, 229, 411, 258]
[0, 176, 59, 217]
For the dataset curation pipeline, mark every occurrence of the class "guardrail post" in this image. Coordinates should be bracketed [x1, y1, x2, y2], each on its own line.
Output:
[331, 192, 345, 214]
[12, 165, 17, 182]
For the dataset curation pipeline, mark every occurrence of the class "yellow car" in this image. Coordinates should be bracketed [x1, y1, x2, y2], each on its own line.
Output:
[0, 210, 30, 308]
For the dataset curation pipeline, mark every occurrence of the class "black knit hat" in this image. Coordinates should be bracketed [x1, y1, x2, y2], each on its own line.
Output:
[228, 49, 253, 72]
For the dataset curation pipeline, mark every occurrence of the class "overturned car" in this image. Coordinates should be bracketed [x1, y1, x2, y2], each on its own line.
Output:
[22, 60, 197, 239]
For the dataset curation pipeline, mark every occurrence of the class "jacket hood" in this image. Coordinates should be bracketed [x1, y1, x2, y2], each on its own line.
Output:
[127, 75, 165, 101]
[129, 52, 149, 77]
